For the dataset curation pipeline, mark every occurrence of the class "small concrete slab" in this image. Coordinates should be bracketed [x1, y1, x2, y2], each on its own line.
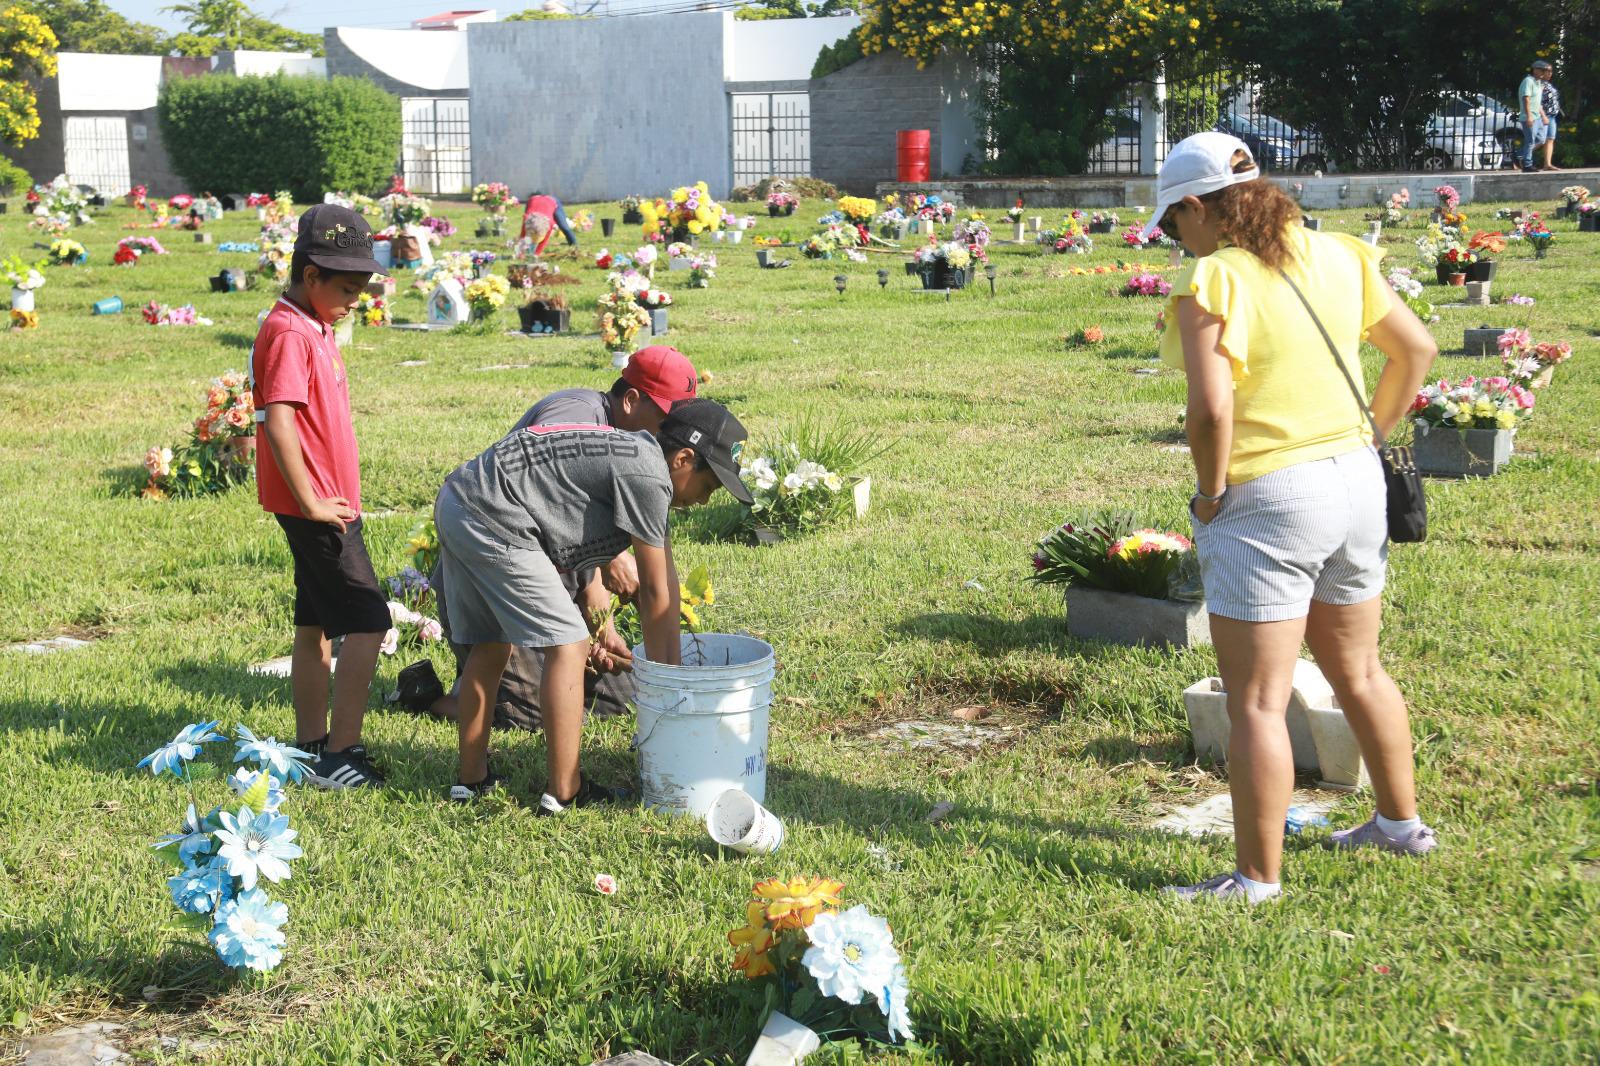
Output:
[871, 720, 1017, 753]
[395, 359, 427, 367]
[1158, 444, 1191, 454]
[390, 322, 456, 332]
[593, 1055, 675, 1066]
[1151, 791, 1340, 838]
[474, 363, 533, 372]
[4, 635, 94, 655]
[18, 1021, 127, 1063]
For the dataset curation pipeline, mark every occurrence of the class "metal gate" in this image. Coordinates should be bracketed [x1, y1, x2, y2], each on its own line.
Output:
[62, 116, 130, 195]
[730, 92, 810, 187]
[401, 97, 471, 196]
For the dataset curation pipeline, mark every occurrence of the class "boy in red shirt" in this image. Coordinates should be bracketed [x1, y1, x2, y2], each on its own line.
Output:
[252, 204, 390, 789]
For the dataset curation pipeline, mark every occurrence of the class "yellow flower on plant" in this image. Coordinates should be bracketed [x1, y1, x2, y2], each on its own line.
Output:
[680, 601, 700, 630]
[753, 876, 844, 930]
[687, 220, 704, 234]
[1495, 411, 1517, 429]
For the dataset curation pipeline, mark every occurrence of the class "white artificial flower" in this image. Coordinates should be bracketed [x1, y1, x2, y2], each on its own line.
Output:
[801, 905, 899, 1005]
[379, 628, 398, 656]
[387, 600, 420, 626]
[781, 472, 804, 495]
[822, 472, 843, 492]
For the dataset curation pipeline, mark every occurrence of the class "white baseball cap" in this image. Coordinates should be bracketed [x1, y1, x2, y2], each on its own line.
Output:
[1141, 131, 1260, 240]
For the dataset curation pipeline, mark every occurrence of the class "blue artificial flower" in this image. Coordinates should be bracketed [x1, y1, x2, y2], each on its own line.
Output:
[208, 887, 288, 971]
[227, 767, 285, 812]
[136, 721, 224, 777]
[880, 962, 915, 1043]
[153, 803, 218, 865]
[233, 725, 314, 783]
[801, 905, 899, 1006]
[168, 859, 232, 914]
[214, 806, 302, 890]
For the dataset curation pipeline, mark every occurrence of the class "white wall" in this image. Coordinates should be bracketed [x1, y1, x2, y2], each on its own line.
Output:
[468, 13, 732, 201]
[229, 50, 327, 77]
[57, 53, 161, 111]
[336, 27, 469, 91]
[725, 15, 860, 83]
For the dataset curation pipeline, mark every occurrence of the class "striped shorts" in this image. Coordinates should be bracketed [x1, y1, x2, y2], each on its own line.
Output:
[1192, 448, 1388, 623]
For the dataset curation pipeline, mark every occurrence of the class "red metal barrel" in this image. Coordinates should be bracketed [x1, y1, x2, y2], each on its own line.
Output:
[897, 129, 931, 183]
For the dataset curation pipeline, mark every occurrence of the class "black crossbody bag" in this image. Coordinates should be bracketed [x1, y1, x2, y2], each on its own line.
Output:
[1278, 270, 1427, 543]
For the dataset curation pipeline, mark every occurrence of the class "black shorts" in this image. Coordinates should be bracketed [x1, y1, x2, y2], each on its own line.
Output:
[274, 514, 391, 638]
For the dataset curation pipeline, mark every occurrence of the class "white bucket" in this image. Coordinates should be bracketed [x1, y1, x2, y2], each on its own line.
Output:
[706, 788, 785, 854]
[631, 633, 775, 818]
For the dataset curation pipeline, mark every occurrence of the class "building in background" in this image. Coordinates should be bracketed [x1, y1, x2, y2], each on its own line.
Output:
[412, 9, 498, 30]
[468, 12, 878, 201]
[323, 26, 471, 194]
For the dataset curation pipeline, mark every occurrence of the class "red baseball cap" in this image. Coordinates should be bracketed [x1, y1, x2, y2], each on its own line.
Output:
[622, 345, 699, 413]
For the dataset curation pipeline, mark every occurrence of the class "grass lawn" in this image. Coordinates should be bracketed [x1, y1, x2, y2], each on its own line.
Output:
[1, 195, 1597, 1064]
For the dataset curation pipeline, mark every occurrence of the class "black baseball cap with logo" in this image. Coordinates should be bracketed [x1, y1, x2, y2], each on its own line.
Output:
[295, 203, 386, 275]
[658, 398, 754, 504]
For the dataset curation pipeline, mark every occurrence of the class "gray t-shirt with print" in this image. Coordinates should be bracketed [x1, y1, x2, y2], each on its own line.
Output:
[444, 424, 671, 573]
[512, 388, 612, 433]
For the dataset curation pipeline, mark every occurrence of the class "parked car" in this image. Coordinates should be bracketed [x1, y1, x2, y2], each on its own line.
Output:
[1215, 111, 1317, 172]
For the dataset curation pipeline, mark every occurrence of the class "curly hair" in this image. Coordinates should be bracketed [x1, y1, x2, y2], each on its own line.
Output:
[1198, 157, 1303, 271]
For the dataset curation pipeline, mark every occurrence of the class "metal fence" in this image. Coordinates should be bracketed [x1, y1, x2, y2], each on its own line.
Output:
[730, 92, 811, 188]
[1086, 67, 1531, 176]
[401, 97, 471, 196]
[62, 116, 131, 196]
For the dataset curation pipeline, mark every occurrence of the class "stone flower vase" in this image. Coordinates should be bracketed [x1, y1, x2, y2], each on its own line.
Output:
[1468, 259, 1497, 282]
[1064, 586, 1211, 649]
[1412, 421, 1514, 477]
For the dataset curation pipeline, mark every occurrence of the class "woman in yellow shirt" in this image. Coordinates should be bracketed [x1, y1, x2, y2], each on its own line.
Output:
[1154, 133, 1440, 903]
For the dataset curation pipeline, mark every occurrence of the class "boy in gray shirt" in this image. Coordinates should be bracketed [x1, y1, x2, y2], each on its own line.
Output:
[434, 398, 752, 811]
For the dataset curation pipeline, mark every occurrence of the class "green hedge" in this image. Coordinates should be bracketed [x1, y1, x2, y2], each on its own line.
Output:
[158, 74, 400, 201]
[0, 154, 31, 197]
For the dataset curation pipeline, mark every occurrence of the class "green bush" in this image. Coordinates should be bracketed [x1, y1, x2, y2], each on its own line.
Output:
[158, 74, 400, 201]
[0, 154, 32, 197]
[811, 30, 863, 79]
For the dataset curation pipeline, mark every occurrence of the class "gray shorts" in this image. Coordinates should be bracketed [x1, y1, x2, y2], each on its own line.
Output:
[434, 483, 589, 648]
[1193, 448, 1388, 623]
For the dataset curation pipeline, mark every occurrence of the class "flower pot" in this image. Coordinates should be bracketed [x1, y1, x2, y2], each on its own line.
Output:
[1064, 586, 1211, 649]
[228, 434, 256, 464]
[904, 260, 919, 276]
[730, 230, 744, 244]
[1089, 220, 1113, 234]
[1468, 260, 1497, 282]
[622, 209, 643, 225]
[1580, 214, 1599, 233]
[372, 239, 393, 272]
[649, 308, 668, 336]
[600, 217, 615, 238]
[1434, 262, 1451, 285]
[1412, 421, 1513, 477]
[756, 250, 773, 268]
[10, 288, 35, 313]
[1534, 246, 1548, 259]
[91, 296, 122, 315]
[520, 305, 569, 333]
[1448, 272, 1467, 286]
[1302, 702, 1371, 791]
[1302, 216, 1322, 231]
[744, 1010, 821, 1066]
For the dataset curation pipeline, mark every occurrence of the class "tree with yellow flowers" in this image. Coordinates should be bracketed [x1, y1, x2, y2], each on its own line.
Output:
[1, 4, 59, 147]
[853, 0, 1220, 173]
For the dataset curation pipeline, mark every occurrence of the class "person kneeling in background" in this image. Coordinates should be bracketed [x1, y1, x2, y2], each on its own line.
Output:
[432, 399, 753, 811]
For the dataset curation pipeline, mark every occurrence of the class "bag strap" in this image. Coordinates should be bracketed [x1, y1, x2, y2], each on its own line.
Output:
[1276, 269, 1387, 445]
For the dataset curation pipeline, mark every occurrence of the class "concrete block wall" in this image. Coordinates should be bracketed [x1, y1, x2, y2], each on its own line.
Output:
[467, 14, 731, 202]
[5, 76, 65, 189]
[810, 52, 952, 195]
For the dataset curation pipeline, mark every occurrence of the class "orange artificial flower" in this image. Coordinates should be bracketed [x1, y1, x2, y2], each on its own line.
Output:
[752, 876, 844, 930]
[1468, 230, 1507, 255]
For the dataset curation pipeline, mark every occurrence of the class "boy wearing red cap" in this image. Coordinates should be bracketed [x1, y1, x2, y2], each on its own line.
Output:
[393, 346, 699, 724]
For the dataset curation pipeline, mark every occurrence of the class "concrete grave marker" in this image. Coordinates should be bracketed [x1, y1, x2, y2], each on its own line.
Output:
[5, 635, 94, 654]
